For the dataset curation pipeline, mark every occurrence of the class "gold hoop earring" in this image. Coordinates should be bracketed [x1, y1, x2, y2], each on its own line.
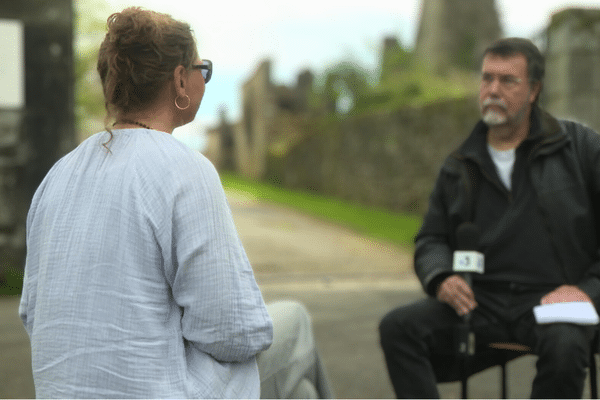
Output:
[175, 95, 190, 110]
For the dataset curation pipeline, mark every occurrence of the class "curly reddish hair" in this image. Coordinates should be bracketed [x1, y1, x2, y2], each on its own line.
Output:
[97, 7, 198, 123]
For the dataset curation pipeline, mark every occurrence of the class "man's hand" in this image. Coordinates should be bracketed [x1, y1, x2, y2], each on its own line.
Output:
[436, 274, 478, 316]
[540, 284, 592, 305]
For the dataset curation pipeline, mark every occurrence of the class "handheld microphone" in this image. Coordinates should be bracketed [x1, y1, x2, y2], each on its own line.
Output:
[452, 222, 484, 288]
[452, 223, 483, 357]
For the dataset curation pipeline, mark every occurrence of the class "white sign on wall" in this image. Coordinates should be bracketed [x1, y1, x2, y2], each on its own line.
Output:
[0, 19, 24, 109]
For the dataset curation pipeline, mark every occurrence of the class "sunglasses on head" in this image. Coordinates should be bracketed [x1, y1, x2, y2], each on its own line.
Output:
[191, 59, 212, 83]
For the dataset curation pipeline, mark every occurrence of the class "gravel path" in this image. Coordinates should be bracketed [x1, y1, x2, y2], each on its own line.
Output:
[226, 188, 417, 286]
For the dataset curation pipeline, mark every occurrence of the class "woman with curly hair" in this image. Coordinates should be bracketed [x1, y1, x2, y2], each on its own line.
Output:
[19, 7, 273, 398]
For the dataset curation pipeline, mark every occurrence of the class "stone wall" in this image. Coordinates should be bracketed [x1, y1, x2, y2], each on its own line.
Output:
[269, 97, 480, 214]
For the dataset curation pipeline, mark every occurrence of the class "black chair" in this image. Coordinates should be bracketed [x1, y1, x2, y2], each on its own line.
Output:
[460, 337, 599, 399]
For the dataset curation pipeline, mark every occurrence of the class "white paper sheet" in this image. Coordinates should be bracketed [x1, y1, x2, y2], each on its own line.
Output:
[533, 302, 599, 325]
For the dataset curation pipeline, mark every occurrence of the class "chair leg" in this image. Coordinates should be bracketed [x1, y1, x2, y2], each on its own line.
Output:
[590, 351, 597, 399]
[500, 360, 507, 399]
[461, 354, 468, 399]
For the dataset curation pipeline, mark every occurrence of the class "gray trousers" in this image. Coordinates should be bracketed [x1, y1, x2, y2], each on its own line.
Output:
[258, 301, 334, 399]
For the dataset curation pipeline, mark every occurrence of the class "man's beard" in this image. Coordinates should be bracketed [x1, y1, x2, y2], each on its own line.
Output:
[481, 96, 531, 128]
[482, 109, 507, 126]
[481, 98, 508, 126]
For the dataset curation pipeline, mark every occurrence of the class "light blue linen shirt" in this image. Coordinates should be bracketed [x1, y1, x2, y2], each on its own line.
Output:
[19, 129, 273, 398]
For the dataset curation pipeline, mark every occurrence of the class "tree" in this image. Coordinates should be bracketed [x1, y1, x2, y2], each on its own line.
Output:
[320, 61, 372, 115]
[74, 0, 109, 140]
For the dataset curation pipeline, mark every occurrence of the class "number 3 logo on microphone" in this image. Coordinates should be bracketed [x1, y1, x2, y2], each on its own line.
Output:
[453, 251, 484, 274]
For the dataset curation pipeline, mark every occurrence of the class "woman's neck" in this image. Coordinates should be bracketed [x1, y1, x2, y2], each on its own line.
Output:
[115, 106, 176, 134]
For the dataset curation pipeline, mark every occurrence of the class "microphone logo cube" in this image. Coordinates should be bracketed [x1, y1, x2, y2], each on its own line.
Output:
[452, 251, 484, 274]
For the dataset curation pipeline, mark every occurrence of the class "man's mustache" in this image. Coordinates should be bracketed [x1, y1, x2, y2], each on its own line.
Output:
[482, 98, 507, 110]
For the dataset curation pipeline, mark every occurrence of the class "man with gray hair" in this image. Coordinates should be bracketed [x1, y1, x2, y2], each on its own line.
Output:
[379, 37, 600, 398]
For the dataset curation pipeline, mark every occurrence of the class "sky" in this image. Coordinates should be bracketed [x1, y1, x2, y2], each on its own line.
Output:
[99, 0, 600, 150]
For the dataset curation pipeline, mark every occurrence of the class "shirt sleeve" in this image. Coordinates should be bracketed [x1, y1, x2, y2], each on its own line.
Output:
[19, 173, 49, 336]
[18, 271, 29, 331]
[164, 156, 273, 363]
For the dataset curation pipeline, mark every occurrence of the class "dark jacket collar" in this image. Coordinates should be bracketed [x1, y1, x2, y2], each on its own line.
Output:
[454, 105, 566, 165]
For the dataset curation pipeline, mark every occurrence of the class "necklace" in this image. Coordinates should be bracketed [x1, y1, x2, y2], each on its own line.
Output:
[114, 119, 153, 130]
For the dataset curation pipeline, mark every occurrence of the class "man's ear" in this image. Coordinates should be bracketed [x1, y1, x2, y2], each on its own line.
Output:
[530, 81, 542, 104]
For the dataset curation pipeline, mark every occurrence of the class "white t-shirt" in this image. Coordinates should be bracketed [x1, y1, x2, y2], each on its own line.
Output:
[488, 144, 516, 190]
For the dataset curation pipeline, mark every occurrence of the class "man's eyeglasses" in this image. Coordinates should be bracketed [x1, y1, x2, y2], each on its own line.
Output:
[191, 59, 212, 83]
[481, 72, 522, 89]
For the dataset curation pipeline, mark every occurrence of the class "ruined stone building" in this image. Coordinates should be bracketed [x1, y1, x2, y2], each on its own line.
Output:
[205, 0, 503, 180]
[544, 8, 600, 133]
[204, 60, 318, 180]
[414, 0, 502, 73]
[204, 1, 600, 214]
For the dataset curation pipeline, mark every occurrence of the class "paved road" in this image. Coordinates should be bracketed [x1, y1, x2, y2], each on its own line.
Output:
[0, 287, 549, 399]
[226, 188, 415, 280]
[228, 191, 542, 399]
[0, 190, 596, 398]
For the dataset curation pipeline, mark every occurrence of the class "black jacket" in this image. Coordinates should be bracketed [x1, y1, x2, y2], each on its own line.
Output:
[415, 106, 600, 308]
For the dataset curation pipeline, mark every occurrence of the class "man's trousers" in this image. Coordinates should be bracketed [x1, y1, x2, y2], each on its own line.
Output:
[379, 282, 596, 398]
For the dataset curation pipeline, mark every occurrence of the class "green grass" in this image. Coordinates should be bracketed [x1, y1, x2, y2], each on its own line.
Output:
[220, 172, 421, 248]
[0, 265, 24, 297]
